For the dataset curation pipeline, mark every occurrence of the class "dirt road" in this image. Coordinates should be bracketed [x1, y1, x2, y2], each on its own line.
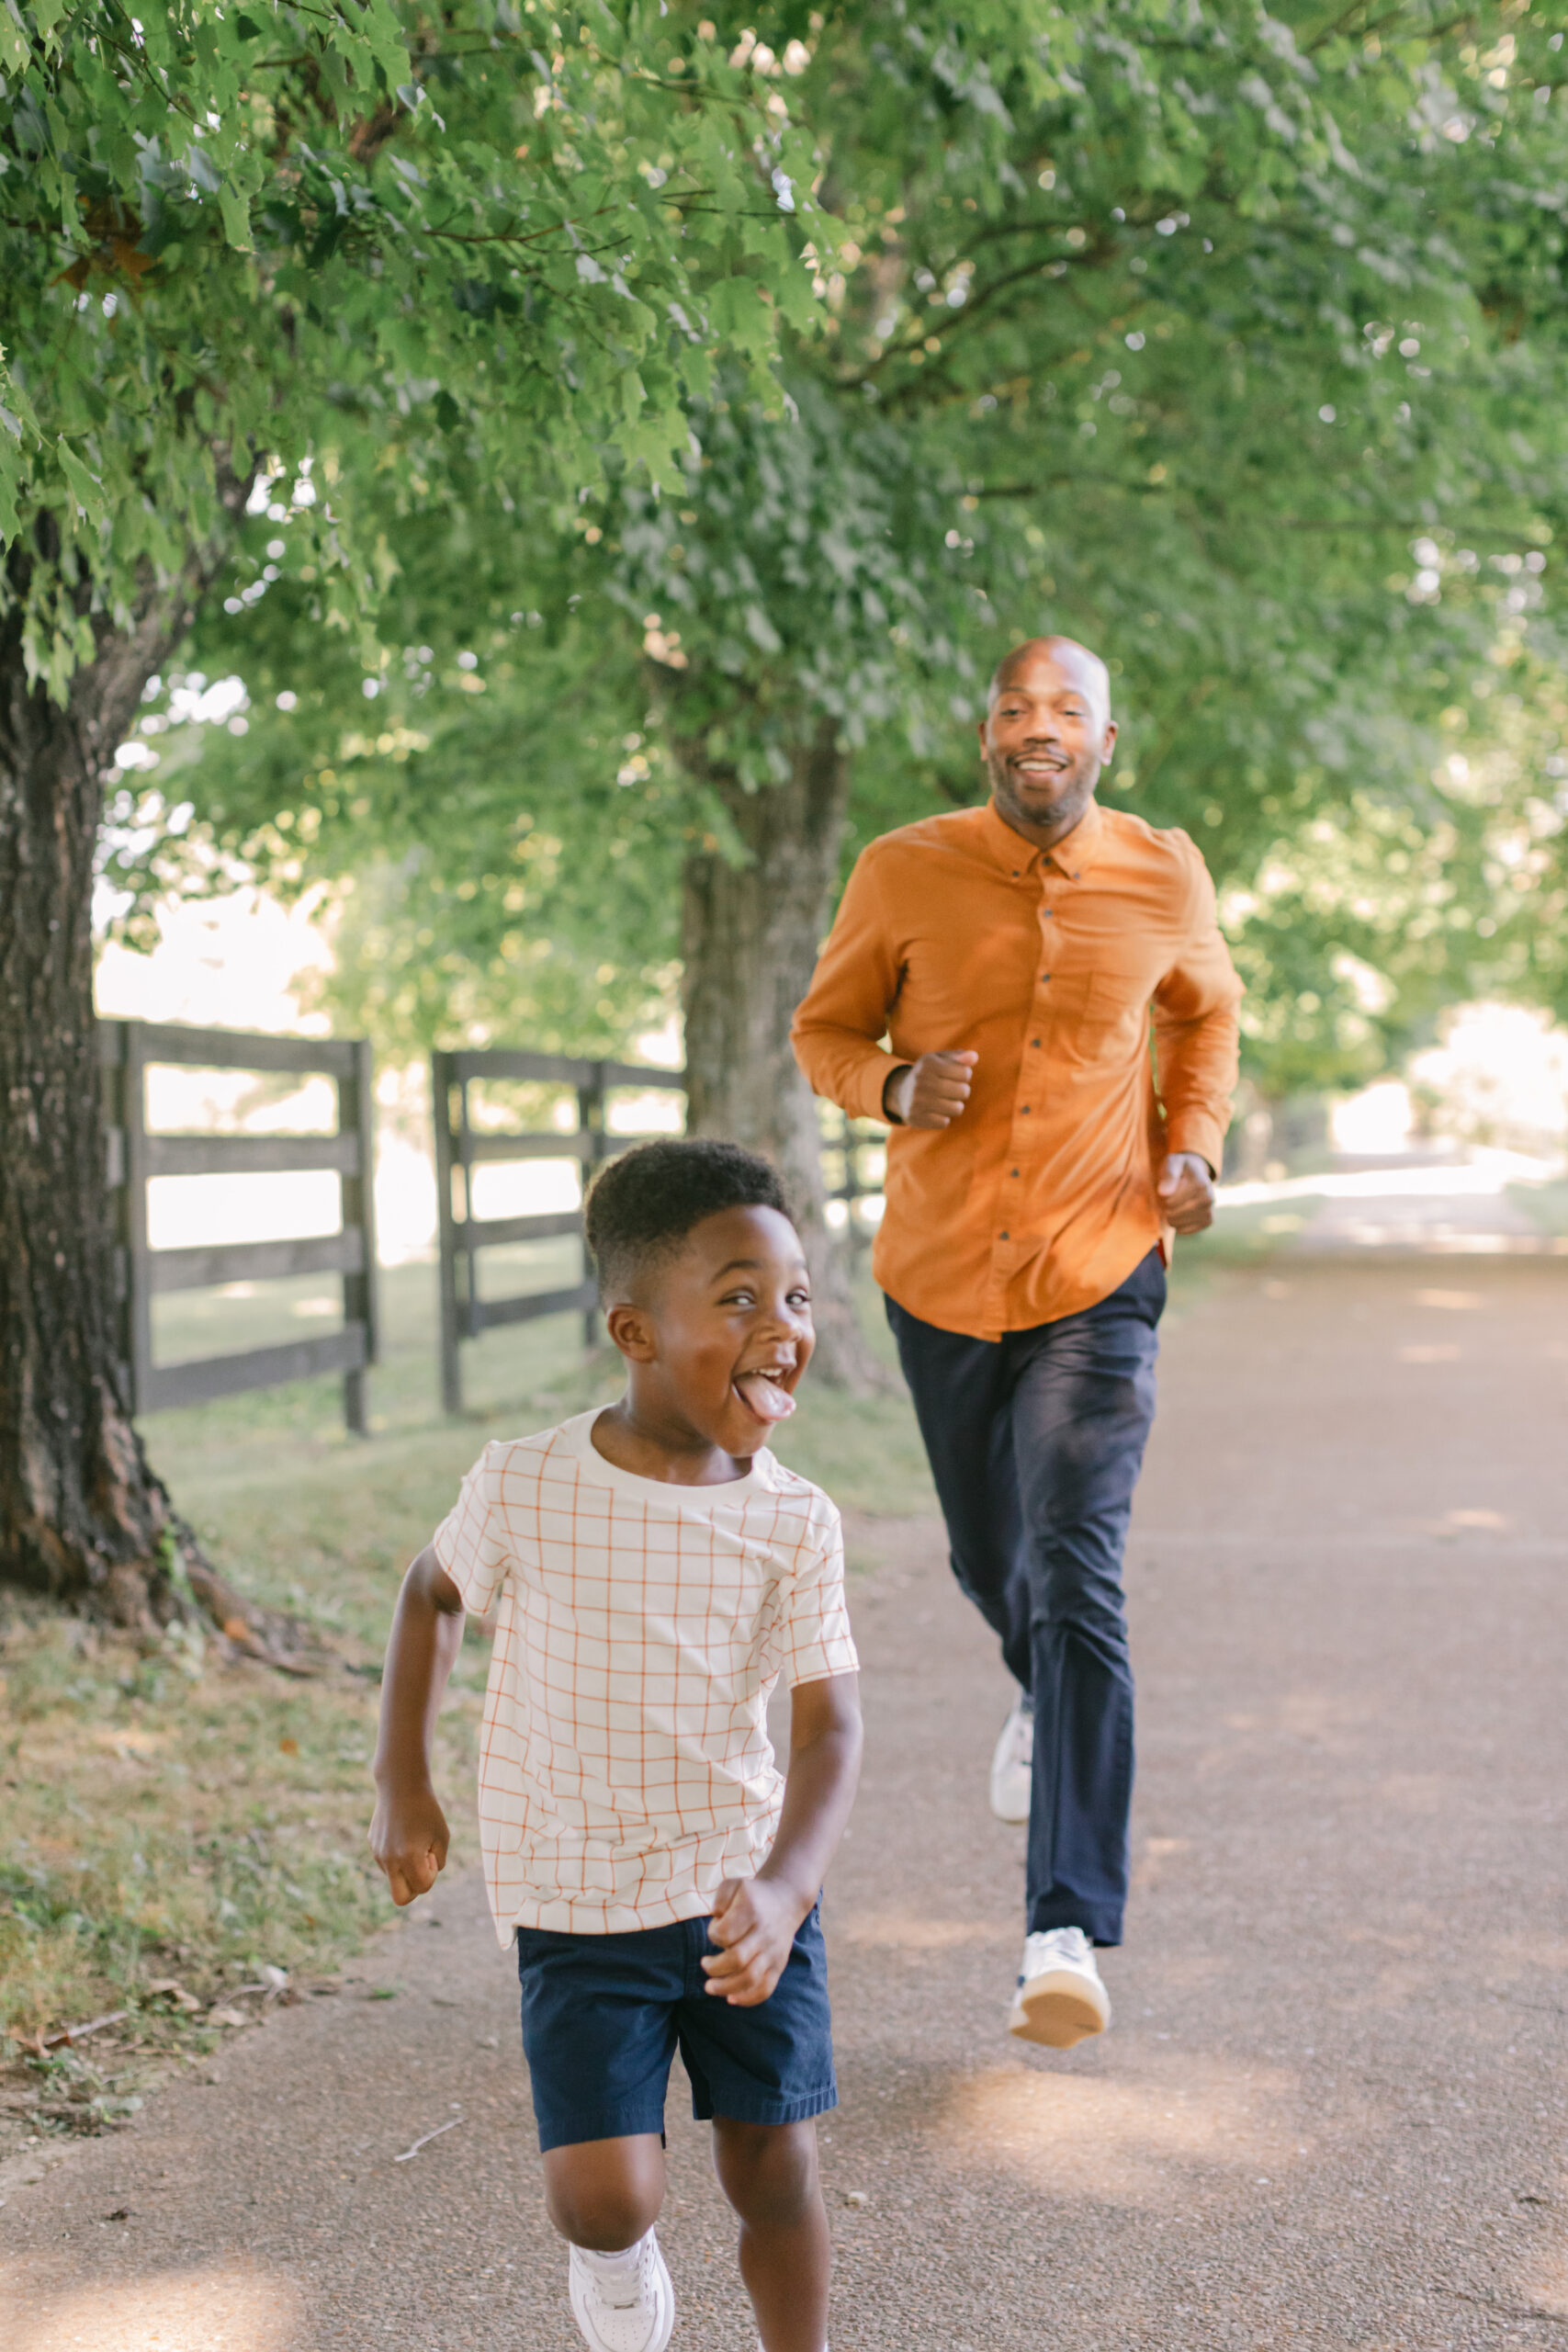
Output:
[5, 1251, 1567, 2350]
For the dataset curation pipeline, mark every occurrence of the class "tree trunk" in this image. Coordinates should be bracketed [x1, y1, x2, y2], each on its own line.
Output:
[0, 542, 323, 1659]
[679, 718, 886, 1391]
[0, 581, 186, 1623]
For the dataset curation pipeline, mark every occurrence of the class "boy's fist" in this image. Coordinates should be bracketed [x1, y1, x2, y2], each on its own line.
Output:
[369, 1786, 450, 1905]
[701, 1876, 807, 2007]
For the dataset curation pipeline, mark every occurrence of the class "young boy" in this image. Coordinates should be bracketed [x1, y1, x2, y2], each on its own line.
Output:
[369, 1139, 862, 2352]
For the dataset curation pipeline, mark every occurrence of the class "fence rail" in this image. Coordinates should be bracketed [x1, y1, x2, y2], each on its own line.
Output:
[100, 1020, 378, 1430]
[433, 1048, 687, 1414]
[95, 1024, 887, 1430]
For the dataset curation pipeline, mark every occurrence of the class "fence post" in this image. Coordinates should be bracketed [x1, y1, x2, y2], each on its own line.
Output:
[337, 1038, 378, 1436]
[841, 1110, 862, 1253]
[578, 1065, 605, 1349]
[432, 1050, 463, 1415]
[118, 1021, 153, 1415]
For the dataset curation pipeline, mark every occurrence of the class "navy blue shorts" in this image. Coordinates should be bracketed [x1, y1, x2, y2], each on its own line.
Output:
[514, 1905, 837, 2153]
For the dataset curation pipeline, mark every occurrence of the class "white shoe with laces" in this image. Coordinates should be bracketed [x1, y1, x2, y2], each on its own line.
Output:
[1008, 1926, 1111, 2049]
[989, 1695, 1033, 1823]
[568, 2229, 675, 2352]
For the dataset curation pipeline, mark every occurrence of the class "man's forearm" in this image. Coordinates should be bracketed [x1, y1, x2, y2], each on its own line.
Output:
[792, 1019, 905, 1125]
[1154, 1008, 1239, 1175]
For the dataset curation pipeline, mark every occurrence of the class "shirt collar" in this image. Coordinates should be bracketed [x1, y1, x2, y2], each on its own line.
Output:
[562, 1408, 776, 1503]
[980, 795, 1103, 882]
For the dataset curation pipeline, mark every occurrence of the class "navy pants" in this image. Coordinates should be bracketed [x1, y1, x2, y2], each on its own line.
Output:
[886, 1250, 1165, 1947]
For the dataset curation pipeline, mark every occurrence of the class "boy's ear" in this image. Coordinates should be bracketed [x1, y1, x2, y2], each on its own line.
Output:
[605, 1300, 657, 1362]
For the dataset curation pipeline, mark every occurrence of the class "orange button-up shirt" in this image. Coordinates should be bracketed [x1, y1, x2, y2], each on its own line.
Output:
[792, 798, 1242, 1340]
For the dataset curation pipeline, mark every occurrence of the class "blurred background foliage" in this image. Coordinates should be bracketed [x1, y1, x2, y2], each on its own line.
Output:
[96, 0, 1568, 1106]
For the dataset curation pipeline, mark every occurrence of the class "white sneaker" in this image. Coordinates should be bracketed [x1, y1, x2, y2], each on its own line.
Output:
[568, 2230, 675, 2352]
[989, 1695, 1033, 1823]
[1008, 1927, 1111, 2049]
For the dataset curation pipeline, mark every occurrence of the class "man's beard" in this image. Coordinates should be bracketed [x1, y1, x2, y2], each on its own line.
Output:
[986, 747, 1096, 820]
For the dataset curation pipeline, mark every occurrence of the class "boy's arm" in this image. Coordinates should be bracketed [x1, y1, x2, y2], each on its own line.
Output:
[368, 1544, 466, 1906]
[703, 1672, 862, 2007]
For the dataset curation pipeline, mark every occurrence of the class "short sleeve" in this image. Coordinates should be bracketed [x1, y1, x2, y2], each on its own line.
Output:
[781, 1508, 860, 1689]
[432, 1442, 511, 1615]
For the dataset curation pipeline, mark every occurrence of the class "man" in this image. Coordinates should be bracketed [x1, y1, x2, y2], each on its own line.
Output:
[791, 637, 1240, 2049]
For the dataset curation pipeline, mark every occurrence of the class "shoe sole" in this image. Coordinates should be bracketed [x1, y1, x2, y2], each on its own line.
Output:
[569, 2245, 676, 2352]
[989, 1783, 1031, 1825]
[1009, 1974, 1111, 2050]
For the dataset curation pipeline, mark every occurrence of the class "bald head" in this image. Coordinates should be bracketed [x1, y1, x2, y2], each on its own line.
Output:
[987, 636, 1111, 728]
[977, 634, 1118, 851]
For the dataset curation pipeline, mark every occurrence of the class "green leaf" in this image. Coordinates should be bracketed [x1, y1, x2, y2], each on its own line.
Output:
[0, 2, 27, 74]
[218, 184, 253, 253]
[186, 145, 222, 198]
[55, 438, 104, 524]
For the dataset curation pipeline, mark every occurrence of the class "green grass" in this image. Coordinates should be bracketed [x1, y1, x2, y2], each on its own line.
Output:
[1508, 1177, 1568, 1237]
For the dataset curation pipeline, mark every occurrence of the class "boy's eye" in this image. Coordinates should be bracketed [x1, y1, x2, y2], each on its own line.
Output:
[788, 1288, 811, 1310]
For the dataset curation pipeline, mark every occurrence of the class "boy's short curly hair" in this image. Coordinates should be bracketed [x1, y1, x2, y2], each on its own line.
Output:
[583, 1138, 794, 1304]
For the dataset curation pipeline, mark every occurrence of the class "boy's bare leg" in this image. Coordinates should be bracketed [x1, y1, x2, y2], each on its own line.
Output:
[543, 2132, 666, 2249]
[712, 2117, 829, 2352]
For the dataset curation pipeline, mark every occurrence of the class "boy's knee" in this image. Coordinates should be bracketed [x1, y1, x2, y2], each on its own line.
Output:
[547, 2180, 661, 2249]
[713, 2119, 820, 2228]
[543, 2140, 663, 2250]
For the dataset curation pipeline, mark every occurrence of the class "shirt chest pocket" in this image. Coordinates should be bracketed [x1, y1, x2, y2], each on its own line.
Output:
[1069, 966, 1152, 1063]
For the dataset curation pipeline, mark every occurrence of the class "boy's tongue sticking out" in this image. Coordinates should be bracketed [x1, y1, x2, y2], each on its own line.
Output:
[734, 1369, 796, 1423]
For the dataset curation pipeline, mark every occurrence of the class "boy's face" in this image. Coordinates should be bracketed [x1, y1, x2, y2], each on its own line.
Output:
[609, 1204, 815, 1458]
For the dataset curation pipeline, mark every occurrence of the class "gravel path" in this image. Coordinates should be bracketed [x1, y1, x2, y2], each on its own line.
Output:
[5, 1251, 1567, 2351]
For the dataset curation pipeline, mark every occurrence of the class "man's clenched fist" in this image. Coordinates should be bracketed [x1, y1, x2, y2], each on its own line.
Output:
[884, 1051, 978, 1129]
[1156, 1151, 1216, 1235]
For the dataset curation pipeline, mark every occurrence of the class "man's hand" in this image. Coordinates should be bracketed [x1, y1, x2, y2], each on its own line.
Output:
[701, 1876, 809, 2007]
[369, 1785, 450, 1906]
[1156, 1150, 1216, 1235]
[884, 1050, 978, 1129]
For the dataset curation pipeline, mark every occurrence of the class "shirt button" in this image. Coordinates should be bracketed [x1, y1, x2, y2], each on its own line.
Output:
[1021, 1105, 1031, 1114]
[999, 1230, 1010, 1240]
[1031, 1038, 1041, 1047]
[1010, 1168, 1020, 1177]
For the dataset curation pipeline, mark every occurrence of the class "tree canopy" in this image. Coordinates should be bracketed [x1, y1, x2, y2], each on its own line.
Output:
[108, 0, 1568, 1102]
[1, 0, 836, 684]
[12, 0, 1568, 1616]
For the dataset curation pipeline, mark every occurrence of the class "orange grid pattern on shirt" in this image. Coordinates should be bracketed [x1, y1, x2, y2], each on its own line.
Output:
[434, 1413, 859, 1941]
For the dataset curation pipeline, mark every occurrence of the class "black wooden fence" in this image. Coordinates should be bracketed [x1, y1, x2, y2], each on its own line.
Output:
[823, 1111, 886, 1256]
[433, 1047, 686, 1413]
[101, 1021, 378, 1430]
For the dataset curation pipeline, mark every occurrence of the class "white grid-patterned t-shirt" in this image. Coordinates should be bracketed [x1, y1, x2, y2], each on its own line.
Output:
[433, 1409, 860, 1941]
